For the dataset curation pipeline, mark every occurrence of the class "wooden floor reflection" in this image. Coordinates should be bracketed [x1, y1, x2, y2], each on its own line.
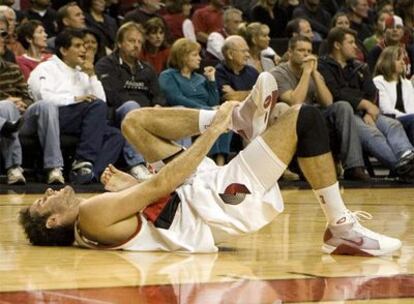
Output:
[0, 188, 413, 303]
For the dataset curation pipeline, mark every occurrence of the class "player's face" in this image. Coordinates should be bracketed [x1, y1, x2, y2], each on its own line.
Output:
[29, 186, 76, 217]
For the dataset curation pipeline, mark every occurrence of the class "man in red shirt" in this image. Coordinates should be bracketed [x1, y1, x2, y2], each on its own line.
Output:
[192, 0, 227, 44]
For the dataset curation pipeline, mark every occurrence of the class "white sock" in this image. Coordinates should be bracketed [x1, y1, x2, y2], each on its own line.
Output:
[313, 182, 348, 225]
[198, 110, 217, 133]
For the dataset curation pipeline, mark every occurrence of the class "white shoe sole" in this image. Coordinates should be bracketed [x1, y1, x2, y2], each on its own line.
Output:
[322, 241, 402, 257]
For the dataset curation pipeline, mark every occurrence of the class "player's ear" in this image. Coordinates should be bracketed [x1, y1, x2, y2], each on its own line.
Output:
[46, 214, 60, 229]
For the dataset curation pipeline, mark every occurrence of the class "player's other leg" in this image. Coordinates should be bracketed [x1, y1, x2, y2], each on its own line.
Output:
[260, 105, 401, 256]
[122, 107, 201, 163]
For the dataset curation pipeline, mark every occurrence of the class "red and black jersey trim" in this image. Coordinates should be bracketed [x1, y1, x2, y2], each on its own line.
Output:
[142, 192, 181, 229]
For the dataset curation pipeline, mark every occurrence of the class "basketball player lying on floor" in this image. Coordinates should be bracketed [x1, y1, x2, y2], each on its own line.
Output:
[19, 72, 401, 256]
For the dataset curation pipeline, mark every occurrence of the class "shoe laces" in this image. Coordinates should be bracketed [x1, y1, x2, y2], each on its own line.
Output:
[346, 210, 385, 240]
[347, 210, 373, 222]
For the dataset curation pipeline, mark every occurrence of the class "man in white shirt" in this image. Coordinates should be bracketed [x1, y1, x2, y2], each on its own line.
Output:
[29, 29, 123, 184]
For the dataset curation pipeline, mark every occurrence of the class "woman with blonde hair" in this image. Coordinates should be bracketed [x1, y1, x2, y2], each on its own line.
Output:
[238, 22, 277, 72]
[159, 38, 231, 165]
[373, 45, 414, 144]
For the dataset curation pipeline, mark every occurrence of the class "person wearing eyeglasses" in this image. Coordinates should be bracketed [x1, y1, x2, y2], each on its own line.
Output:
[0, 5, 25, 57]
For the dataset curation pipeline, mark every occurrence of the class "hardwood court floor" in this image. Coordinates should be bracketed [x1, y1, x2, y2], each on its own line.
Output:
[0, 187, 413, 303]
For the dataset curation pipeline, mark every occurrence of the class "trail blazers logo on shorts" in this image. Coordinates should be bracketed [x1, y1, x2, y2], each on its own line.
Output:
[219, 183, 251, 205]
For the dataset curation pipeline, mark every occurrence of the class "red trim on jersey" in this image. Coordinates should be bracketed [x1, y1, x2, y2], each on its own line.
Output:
[75, 214, 142, 249]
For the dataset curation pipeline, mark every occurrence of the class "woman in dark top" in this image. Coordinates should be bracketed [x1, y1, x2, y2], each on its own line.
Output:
[83, 0, 118, 52]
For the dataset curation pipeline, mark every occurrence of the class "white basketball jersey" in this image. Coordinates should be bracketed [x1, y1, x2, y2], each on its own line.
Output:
[75, 156, 284, 252]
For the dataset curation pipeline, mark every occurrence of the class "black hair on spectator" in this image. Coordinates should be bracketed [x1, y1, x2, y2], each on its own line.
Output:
[326, 27, 357, 54]
[288, 35, 312, 50]
[19, 207, 75, 246]
[82, 27, 106, 62]
[55, 28, 85, 59]
[16, 20, 43, 50]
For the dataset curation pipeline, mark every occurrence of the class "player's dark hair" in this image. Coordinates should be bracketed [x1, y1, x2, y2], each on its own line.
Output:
[19, 207, 75, 246]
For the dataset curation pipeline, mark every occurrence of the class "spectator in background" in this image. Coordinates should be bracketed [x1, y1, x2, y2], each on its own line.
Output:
[319, 12, 367, 62]
[16, 20, 51, 80]
[162, 0, 192, 41]
[191, 0, 225, 44]
[277, 0, 300, 21]
[206, 7, 242, 61]
[123, 0, 163, 26]
[159, 38, 230, 165]
[346, 0, 373, 42]
[286, 18, 319, 42]
[28, 29, 124, 184]
[250, 0, 289, 38]
[292, 0, 332, 39]
[367, 15, 413, 78]
[394, 0, 413, 45]
[47, 2, 86, 52]
[0, 19, 26, 184]
[141, 17, 170, 75]
[374, 46, 414, 145]
[272, 35, 369, 180]
[0, 0, 26, 23]
[238, 22, 275, 72]
[363, 9, 392, 52]
[0, 15, 67, 185]
[0, 5, 25, 57]
[95, 22, 164, 180]
[318, 27, 414, 181]
[215, 35, 259, 102]
[82, 27, 105, 63]
[24, 0, 58, 37]
[83, 0, 117, 53]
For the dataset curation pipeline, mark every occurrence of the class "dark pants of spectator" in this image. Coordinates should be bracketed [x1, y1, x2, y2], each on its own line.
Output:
[398, 114, 414, 146]
[59, 99, 124, 177]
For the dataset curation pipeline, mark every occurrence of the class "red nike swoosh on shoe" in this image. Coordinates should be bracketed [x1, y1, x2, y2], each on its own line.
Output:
[340, 237, 364, 246]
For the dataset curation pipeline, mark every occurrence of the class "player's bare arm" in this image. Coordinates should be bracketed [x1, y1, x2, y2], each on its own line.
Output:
[77, 102, 236, 245]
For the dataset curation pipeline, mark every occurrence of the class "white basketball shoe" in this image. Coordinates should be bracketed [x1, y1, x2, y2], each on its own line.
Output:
[322, 210, 402, 256]
[232, 72, 278, 141]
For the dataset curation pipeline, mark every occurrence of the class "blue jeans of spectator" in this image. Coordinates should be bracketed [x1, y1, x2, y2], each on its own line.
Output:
[321, 101, 365, 170]
[116, 101, 145, 167]
[209, 132, 233, 157]
[20, 100, 63, 169]
[0, 100, 22, 169]
[354, 114, 414, 169]
[397, 114, 414, 146]
[59, 99, 123, 177]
